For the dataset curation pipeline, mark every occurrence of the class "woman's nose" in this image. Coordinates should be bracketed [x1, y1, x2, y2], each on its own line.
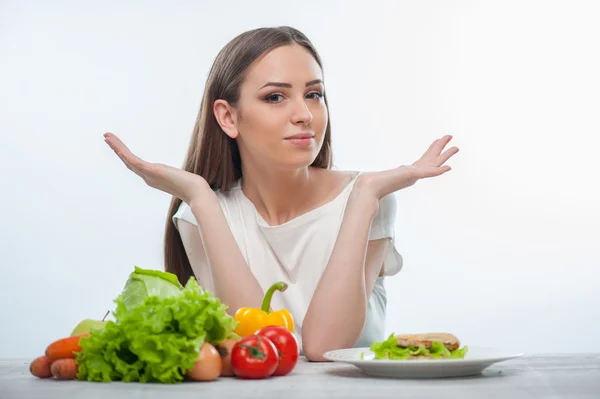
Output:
[291, 99, 313, 125]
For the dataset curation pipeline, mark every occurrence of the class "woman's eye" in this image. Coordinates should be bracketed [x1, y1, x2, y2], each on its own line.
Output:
[264, 92, 323, 103]
[265, 93, 284, 103]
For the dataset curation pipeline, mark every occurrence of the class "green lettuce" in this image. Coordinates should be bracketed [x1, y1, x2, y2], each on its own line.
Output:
[370, 333, 468, 360]
[75, 267, 238, 383]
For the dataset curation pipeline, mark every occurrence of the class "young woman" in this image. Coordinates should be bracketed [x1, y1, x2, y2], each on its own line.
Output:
[103, 26, 459, 361]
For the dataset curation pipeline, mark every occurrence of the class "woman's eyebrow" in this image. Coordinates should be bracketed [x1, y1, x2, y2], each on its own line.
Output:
[259, 79, 323, 90]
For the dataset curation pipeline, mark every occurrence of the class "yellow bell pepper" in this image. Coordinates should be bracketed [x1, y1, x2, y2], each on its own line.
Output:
[234, 281, 295, 337]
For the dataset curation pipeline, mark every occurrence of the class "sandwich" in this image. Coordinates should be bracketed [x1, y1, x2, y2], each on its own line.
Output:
[369, 332, 468, 360]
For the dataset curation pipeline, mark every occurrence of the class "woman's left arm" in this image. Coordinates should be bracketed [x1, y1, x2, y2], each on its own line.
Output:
[302, 135, 459, 361]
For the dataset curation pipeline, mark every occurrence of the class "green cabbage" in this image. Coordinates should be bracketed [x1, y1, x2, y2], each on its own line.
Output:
[118, 266, 183, 310]
[370, 333, 468, 360]
[75, 267, 237, 383]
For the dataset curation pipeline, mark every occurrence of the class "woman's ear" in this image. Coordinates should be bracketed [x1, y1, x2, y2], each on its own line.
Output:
[213, 99, 239, 139]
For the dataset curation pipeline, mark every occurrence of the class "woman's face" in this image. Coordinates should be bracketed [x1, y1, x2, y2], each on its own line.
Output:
[230, 45, 328, 171]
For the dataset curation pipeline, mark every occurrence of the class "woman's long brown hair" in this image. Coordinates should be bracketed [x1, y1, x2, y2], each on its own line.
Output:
[164, 26, 333, 285]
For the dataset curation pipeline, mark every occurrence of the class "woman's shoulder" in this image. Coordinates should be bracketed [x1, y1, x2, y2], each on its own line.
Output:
[320, 168, 398, 230]
[311, 168, 399, 229]
[314, 167, 359, 181]
[172, 180, 243, 229]
[172, 200, 196, 230]
[311, 168, 361, 194]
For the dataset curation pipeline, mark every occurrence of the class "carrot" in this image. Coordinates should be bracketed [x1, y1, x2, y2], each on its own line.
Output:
[51, 358, 78, 380]
[30, 355, 53, 378]
[45, 333, 89, 361]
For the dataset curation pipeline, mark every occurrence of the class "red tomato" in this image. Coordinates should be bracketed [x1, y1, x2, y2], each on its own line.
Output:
[255, 325, 299, 376]
[231, 335, 278, 379]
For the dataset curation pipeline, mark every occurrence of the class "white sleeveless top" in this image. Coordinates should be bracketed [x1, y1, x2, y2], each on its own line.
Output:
[172, 172, 403, 351]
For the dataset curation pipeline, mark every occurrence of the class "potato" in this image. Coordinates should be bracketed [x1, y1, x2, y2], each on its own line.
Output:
[186, 343, 221, 382]
[216, 339, 237, 377]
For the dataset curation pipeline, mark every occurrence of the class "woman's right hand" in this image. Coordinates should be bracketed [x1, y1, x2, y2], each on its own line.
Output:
[104, 132, 209, 205]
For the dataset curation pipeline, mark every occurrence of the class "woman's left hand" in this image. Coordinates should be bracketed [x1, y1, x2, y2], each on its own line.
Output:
[357, 135, 460, 199]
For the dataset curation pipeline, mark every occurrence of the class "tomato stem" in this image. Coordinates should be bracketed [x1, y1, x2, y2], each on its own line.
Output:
[260, 282, 288, 314]
[239, 336, 266, 359]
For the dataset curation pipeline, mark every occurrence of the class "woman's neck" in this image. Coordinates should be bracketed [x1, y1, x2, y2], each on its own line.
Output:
[240, 165, 319, 226]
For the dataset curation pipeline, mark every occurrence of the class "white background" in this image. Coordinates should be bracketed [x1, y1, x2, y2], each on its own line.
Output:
[1, 0, 598, 359]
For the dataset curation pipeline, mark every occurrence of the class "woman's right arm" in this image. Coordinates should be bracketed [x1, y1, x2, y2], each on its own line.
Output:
[180, 186, 265, 315]
[102, 132, 264, 315]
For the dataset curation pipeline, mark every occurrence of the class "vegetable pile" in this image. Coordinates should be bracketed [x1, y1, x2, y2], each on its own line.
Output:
[29, 267, 299, 383]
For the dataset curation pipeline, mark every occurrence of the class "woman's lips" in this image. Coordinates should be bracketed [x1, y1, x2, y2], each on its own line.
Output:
[285, 133, 314, 147]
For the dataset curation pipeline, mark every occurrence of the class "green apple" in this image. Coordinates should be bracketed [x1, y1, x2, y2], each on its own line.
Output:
[71, 311, 110, 336]
[71, 319, 107, 336]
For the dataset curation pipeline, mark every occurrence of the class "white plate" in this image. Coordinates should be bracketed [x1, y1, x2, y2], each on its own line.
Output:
[323, 346, 524, 378]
